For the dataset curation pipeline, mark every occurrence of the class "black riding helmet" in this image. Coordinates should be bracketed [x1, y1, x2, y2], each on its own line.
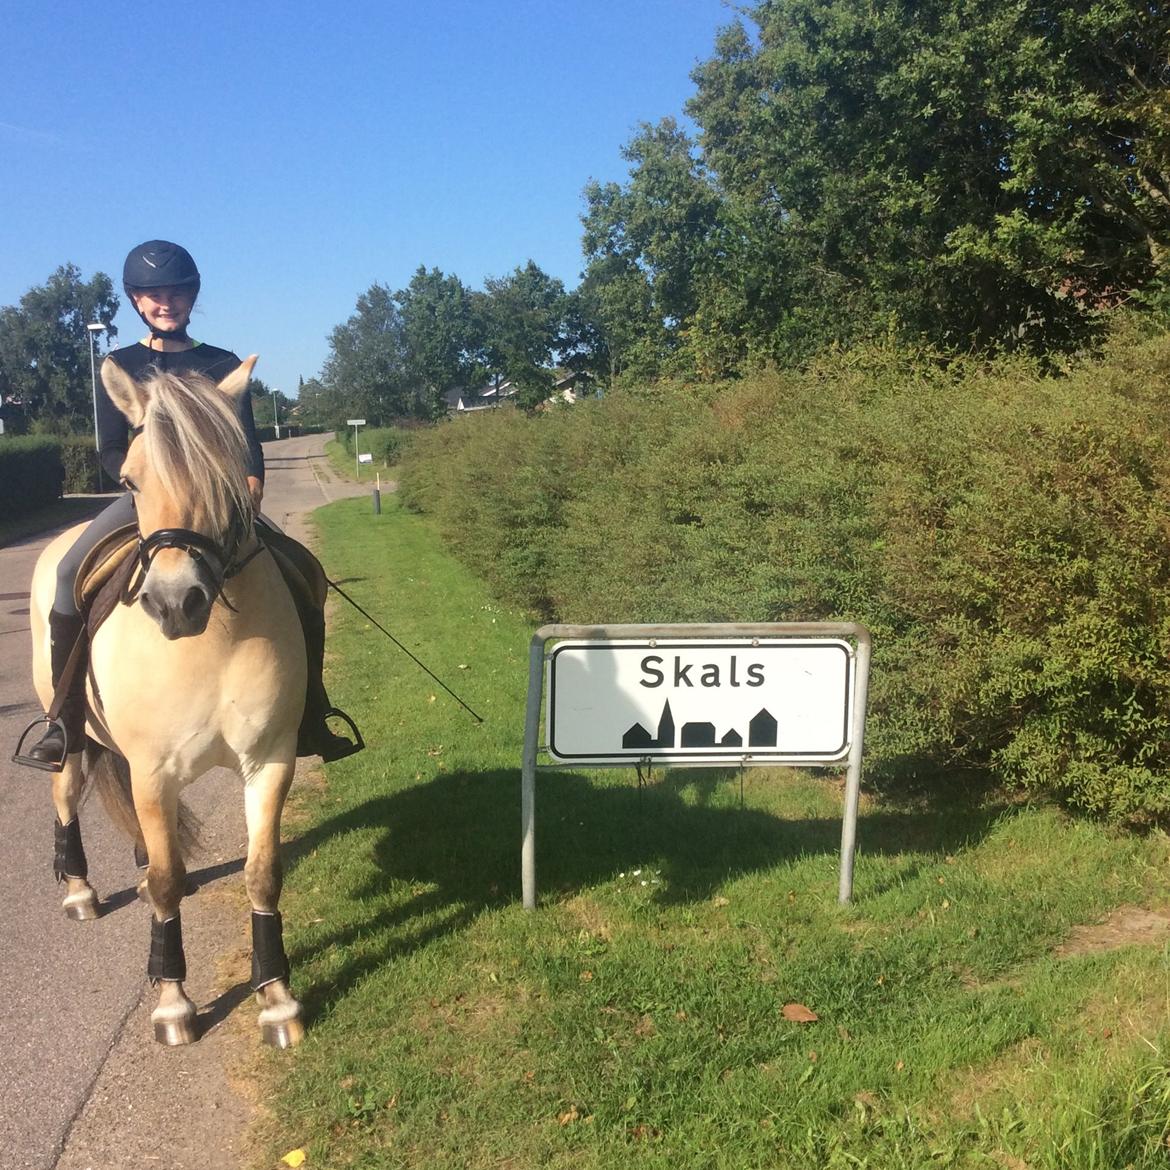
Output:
[123, 240, 200, 340]
[123, 239, 200, 296]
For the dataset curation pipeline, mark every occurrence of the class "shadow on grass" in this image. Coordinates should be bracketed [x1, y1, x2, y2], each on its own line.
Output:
[285, 766, 1009, 1019]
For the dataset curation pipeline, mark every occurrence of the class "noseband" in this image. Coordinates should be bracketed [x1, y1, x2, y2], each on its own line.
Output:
[129, 512, 263, 609]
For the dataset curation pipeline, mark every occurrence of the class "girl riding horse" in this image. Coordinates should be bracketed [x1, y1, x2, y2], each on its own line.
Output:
[22, 239, 358, 769]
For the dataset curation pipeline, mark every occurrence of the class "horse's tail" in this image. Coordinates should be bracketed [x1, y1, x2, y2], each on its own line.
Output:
[85, 742, 201, 861]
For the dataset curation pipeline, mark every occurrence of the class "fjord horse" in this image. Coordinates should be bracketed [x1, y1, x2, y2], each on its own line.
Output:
[28, 357, 307, 1046]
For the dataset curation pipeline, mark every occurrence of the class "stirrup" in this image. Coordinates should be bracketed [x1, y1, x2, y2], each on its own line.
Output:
[12, 715, 70, 773]
[320, 708, 364, 761]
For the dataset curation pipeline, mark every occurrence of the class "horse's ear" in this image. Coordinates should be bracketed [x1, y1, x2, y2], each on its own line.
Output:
[100, 357, 148, 426]
[218, 354, 258, 401]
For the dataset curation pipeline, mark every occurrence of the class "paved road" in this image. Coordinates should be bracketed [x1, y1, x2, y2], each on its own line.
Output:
[0, 433, 369, 1170]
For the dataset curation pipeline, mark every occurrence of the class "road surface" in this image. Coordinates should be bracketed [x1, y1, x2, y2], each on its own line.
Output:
[0, 433, 370, 1170]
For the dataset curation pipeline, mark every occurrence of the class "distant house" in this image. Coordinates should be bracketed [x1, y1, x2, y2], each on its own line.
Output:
[442, 380, 518, 415]
[548, 371, 592, 406]
[442, 371, 594, 416]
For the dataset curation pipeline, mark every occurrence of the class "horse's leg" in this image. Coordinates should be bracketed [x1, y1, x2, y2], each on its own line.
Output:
[51, 756, 100, 920]
[245, 761, 303, 1048]
[136, 782, 198, 1045]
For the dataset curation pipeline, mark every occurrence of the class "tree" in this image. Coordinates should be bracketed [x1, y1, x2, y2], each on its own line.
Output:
[320, 283, 411, 425]
[247, 376, 295, 429]
[580, 119, 722, 380]
[0, 265, 120, 433]
[477, 261, 567, 410]
[396, 266, 482, 415]
[688, 1, 1170, 354]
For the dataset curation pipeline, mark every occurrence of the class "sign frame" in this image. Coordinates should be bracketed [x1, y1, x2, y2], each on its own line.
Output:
[521, 622, 872, 909]
[546, 637, 856, 765]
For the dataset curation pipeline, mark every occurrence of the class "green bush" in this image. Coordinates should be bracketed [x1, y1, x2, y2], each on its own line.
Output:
[59, 436, 106, 493]
[398, 327, 1170, 822]
[0, 436, 64, 512]
[340, 425, 415, 468]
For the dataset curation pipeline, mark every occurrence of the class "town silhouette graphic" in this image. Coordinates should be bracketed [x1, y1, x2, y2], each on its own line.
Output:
[622, 699, 778, 750]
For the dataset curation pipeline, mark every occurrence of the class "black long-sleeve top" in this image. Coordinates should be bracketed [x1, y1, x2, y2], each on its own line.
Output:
[98, 342, 265, 484]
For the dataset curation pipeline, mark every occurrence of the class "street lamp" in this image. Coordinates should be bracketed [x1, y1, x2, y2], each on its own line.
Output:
[272, 388, 280, 439]
[86, 322, 108, 490]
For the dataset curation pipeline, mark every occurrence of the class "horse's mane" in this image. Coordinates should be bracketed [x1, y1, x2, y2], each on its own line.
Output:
[141, 370, 253, 537]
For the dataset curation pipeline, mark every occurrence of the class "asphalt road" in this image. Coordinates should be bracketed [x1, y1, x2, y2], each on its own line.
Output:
[0, 433, 371, 1170]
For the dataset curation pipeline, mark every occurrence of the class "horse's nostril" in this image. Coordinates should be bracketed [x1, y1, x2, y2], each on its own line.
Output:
[180, 587, 207, 621]
[141, 591, 160, 621]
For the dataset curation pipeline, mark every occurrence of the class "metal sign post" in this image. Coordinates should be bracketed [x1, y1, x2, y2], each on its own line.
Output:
[521, 622, 872, 909]
[346, 418, 366, 477]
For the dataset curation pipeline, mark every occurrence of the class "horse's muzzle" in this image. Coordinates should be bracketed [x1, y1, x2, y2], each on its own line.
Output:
[140, 579, 215, 639]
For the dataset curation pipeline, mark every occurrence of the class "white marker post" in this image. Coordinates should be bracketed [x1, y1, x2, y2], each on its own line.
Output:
[347, 418, 366, 477]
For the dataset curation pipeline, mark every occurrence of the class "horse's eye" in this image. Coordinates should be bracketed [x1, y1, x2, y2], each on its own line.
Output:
[120, 477, 138, 493]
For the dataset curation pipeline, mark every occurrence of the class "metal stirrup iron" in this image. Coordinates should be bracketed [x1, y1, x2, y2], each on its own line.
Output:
[12, 630, 89, 773]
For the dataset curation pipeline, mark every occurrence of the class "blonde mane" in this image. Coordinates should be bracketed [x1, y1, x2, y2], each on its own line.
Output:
[141, 370, 253, 537]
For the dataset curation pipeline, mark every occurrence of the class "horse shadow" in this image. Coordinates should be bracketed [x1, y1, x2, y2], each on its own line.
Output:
[284, 766, 1007, 1021]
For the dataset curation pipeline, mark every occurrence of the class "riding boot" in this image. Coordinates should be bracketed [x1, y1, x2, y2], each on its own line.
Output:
[296, 604, 362, 763]
[25, 610, 87, 767]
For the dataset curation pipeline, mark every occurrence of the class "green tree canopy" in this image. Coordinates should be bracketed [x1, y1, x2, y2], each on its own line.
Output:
[687, 0, 1170, 355]
[580, 119, 722, 380]
[320, 283, 412, 425]
[477, 261, 568, 410]
[0, 264, 120, 434]
[396, 266, 482, 415]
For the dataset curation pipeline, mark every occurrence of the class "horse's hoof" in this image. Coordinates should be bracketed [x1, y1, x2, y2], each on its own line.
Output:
[261, 1017, 305, 1049]
[63, 888, 101, 920]
[154, 1016, 199, 1046]
[152, 1002, 198, 1046]
[259, 1001, 304, 1049]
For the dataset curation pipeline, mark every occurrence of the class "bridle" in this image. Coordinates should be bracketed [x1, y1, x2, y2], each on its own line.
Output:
[123, 423, 264, 608]
[127, 512, 265, 611]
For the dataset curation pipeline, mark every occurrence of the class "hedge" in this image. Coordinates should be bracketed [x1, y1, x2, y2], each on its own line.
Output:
[397, 323, 1170, 822]
[0, 437, 65, 514]
[339, 425, 415, 468]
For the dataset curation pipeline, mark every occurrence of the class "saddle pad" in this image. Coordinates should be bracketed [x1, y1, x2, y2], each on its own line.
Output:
[74, 524, 138, 614]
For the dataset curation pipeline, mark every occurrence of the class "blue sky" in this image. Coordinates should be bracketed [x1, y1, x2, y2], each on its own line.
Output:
[1, 0, 737, 399]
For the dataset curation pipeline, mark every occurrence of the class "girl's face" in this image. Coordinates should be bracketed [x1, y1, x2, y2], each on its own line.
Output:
[132, 285, 194, 334]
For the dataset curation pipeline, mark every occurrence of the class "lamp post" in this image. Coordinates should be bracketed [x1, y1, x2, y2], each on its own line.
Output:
[272, 389, 280, 439]
[86, 322, 108, 490]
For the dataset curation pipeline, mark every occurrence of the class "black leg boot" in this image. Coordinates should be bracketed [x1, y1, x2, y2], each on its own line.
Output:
[295, 604, 362, 762]
[25, 610, 87, 768]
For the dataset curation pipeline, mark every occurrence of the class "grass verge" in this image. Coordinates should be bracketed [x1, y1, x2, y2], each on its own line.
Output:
[251, 494, 1170, 1169]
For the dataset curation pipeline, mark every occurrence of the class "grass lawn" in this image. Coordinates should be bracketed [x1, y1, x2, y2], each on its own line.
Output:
[252, 494, 1170, 1169]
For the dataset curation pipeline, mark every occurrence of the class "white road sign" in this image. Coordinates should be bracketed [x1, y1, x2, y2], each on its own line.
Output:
[346, 418, 367, 426]
[547, 638, 854, 764]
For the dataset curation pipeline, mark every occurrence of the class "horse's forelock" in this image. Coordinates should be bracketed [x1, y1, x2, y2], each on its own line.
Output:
[141, 371, 252, 536]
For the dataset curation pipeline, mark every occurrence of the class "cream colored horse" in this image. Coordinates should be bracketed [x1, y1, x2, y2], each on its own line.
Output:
[29, 357, 307, 1047]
